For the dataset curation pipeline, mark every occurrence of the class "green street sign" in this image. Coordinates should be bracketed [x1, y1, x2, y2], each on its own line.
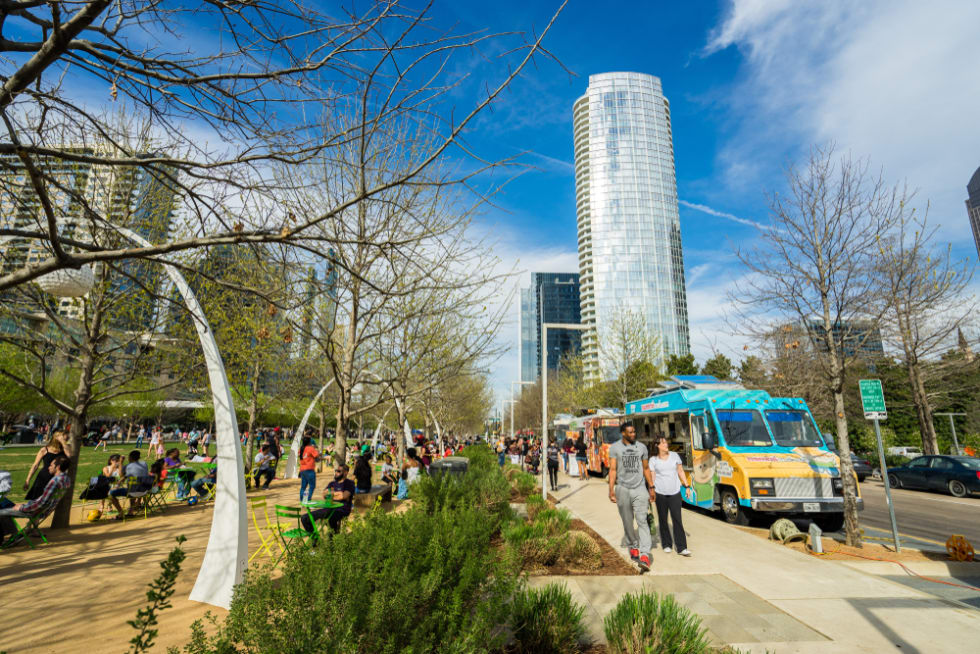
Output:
[859, 379, 887, 420]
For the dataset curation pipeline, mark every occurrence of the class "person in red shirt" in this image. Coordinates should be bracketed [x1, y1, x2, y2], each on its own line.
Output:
[298, 436, 320, 503]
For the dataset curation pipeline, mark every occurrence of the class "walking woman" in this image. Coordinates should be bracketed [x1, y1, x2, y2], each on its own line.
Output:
[298, 436, 320, 503]
[648, 435, 692, 556]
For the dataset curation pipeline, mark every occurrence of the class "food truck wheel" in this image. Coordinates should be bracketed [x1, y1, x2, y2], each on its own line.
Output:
[720, 488, 750, 526]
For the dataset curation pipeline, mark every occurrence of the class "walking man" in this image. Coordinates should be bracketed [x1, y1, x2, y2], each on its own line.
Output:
[608, 422, 654, 571]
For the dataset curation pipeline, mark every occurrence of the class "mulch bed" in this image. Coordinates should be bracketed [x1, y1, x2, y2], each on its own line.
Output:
[524, 517, 639, 577]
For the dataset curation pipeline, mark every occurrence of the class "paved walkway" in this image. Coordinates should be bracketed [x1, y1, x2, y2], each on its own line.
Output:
[538, 471, 980, 653]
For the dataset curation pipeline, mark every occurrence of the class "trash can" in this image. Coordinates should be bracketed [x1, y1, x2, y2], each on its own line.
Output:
[429, 456, 469, 478]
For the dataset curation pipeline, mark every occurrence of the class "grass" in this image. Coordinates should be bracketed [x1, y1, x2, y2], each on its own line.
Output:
[0, 441, 218, 505]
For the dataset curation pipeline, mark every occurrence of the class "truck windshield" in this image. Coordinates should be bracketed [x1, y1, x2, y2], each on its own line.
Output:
[600, 427, 620, 444]
[764, 410, 824, 447]
[716, 410, 772, 447]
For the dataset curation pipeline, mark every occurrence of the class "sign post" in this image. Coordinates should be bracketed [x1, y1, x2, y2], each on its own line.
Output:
[859, 379, 900, 553]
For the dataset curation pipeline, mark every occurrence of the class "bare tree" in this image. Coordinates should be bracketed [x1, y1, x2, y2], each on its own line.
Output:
[731, 146, 909, 546]
[877, 209, 977, 454]
[0, 1, 568, 290]
[598, 308, 663, 407]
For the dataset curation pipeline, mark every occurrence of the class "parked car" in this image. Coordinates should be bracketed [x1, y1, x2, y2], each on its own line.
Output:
[828, 447, 873, 482]
[887, 455, 980, 498]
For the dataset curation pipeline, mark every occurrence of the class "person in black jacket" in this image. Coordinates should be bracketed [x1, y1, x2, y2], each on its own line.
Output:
[353, 450, 373, 494]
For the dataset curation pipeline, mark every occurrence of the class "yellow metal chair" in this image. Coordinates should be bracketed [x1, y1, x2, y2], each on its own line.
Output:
[248, 496, 281, 564]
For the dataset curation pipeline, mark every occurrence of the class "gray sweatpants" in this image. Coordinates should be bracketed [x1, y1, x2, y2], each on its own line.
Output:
[616, 484, 652, 557]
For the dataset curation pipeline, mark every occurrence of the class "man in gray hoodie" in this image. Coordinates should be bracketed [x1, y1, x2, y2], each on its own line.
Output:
[608, 422, 655, 571]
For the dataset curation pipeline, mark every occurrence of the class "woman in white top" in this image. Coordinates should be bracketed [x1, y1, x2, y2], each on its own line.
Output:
[648, 434, 692, 556]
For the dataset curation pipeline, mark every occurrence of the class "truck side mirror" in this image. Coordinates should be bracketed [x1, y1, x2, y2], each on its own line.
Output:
[702, 432, 717, 451]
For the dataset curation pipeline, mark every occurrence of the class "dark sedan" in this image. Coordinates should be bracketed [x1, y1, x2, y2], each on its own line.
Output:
[887, 455, 980, 498]
[830, 449, 873, 482]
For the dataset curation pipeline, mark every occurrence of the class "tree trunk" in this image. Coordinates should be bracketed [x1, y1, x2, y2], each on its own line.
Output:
[907, 361, 939, 455]
[334, 387, 350, 468]
[317, 402, 326, 450]
[832, 380, 862, 547]
[245, 359, 261, 471]
[395, 400, 407, 468]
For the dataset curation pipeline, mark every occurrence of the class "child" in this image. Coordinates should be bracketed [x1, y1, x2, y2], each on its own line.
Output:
[381, 454, 397, 485]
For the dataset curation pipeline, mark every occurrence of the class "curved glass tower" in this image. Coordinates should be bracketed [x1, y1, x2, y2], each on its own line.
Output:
[573, 72, 690, 379]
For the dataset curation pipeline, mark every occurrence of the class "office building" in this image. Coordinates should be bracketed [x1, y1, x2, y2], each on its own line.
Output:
[967, 166, 980, 261]
[573, 72, 690, 380]
[519, 272, 581, 381]
[0, 146, 177, 329]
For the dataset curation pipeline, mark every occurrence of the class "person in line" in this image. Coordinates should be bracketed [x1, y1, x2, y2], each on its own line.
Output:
[649, 434, 692, 557]
[353, 445, 373, 494]
[546, 439, 560, 491]
[0, 455, 71, 546]
[574, 434, 589, 481]
[380, 454, 397, 486]
[298, 436, 319, 503]
[107, 450, 151, 518]
[301, 463, 355, 534]
[608, 422, 655, 572]
[23, 431, 71, 500]
[561, 437, 573, 473]
[253, 444, 275, 490]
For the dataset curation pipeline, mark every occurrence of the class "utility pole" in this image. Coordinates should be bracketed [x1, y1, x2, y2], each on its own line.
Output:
[933, 413, 967, 455]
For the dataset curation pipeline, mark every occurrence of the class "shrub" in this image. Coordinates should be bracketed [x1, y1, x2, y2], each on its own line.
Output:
[884, 454, 911, 468]
[182, 507, 518, 654]
[604, 591, 711, 654]
[512, 470, 537, 497]
[503, 520, 548, 549]
[563, 530, 602, 572]
[525, 493, 546, 521]
[410, 452, 511, 523]
[509, 583, 588, 654]
[520, 535, 568, 567]
[534, 507, 571, 535]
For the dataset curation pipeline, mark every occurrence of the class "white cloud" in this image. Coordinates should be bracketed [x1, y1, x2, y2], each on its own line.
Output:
[678, 199, 768, 230]
[707, 0, 980, 245]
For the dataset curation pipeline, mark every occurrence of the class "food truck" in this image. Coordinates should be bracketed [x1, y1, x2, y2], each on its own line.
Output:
[625, 375, 861, 531]
[567, 410, 622, 477]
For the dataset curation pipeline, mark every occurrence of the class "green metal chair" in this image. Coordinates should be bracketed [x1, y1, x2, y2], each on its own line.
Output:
[1, 486, 68, 550]
[273, 504, 318, 565]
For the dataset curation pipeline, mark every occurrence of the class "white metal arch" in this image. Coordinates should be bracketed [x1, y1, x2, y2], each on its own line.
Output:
[114, 226, 245, 610]
[283, 378, 334, 478]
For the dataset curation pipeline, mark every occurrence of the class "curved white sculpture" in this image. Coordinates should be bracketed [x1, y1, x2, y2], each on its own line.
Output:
[284, 378, 335, 478]
[112, 227, 245, 609]
[36, 266, 95, 297]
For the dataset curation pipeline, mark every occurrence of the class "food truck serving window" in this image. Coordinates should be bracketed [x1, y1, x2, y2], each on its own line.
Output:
[764, 410, 824, 447]
[716, 410, 772, 447]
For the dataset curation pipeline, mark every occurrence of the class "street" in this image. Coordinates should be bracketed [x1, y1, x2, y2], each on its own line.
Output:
[857, 478, 980, 550]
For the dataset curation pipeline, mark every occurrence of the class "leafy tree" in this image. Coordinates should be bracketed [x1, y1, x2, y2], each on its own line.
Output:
[666, 353, 698, 376]
[700, 353, 734, 380]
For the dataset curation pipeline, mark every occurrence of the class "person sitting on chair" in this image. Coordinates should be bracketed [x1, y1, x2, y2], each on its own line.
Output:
[191, 464, 217, 498]
[380, 454, 397, 486]
[253, 444, 275, 489]
[107, 450, 150, 519]
[302, 463, 355, 534]
[0, 455, 71, 546]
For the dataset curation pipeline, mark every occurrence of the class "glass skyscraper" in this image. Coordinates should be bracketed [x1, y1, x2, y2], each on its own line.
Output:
[967, 166, 980, 261]
[519, 272, 581, 382]
[573, 72, 690, 380]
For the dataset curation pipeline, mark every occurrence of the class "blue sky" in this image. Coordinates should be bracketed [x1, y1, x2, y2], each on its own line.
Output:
[454, 0, 980, 407]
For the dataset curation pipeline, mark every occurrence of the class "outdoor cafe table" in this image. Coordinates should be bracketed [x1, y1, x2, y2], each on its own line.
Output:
[300, 499, 343, 510]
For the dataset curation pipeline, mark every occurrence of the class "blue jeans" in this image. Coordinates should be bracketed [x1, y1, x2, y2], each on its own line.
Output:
[299, 469, 316, 502]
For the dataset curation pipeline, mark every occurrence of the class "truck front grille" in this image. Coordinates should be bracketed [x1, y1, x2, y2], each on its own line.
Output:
[774, 477, 833, 498]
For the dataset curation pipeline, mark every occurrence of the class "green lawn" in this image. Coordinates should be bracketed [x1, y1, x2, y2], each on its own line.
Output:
[0, 443, 222, 505]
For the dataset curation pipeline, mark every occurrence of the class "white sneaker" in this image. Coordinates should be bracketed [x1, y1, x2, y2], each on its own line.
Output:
[679, 549, 692, 557]
[663, 547, 672, 553]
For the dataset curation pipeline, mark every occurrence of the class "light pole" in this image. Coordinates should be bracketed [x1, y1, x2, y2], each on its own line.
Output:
[511, 380, 533, 440]
[541, 322, 588, 501]
[933, 413, 967, 455]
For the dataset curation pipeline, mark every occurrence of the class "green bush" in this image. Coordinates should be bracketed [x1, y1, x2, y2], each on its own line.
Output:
[534, 507, 571, 535]
[509, 583, 588, 654]
[181, 507, 518, 654]
[604, 591, 711, 654]
[512, 470, 537, 497]
[884, 454, 911, 468]
[525, 493, 546, 521]
[562, 531, 602, 572]
[410, 449, 511, 523]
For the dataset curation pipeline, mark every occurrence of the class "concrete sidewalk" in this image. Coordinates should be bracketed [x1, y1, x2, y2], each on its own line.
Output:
[541, 471, 980, 653]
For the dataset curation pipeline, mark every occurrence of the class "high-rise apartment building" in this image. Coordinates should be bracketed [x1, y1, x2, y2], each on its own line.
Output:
[967, 166, 980, 261]
[0, 146, 177, 329]
[519, 272, 581, 382]
[573, 72, 690, 380]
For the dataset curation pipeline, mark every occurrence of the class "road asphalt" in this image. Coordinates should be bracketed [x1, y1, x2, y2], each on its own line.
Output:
[856, 478, 980, 550]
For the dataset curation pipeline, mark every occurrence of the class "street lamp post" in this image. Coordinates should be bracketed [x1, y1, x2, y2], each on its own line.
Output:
[933, 413, 967, 455]
[511, 380, 533, 440]
[540, 322, 588, 502]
